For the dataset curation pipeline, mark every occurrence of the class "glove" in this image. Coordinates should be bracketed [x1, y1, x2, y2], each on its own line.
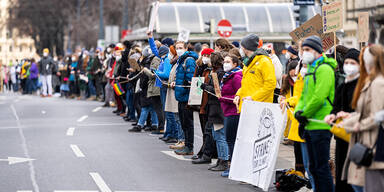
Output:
[295, 110, 308, 125]
[375, 110, 384, 124]
[200, 83, 207, 90]
[183, 80, 190, 86]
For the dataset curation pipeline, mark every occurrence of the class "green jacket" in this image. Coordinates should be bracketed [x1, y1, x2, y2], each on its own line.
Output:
[295, 54, 337, 130]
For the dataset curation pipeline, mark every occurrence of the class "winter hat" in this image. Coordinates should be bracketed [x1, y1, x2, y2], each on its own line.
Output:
[194, 43, 202, 53]
[302, 35, 323, 54]
[240, 34, 259, 51]
[142, 46, 152, 57]
[161, 38, 174, 47]
[123, 40, 132, 50]
[344, 48, 360, 63]
[43, 48, 49, 53]
[201, 48, 214, 56]
[287, 46, 298, 56]
[232, 41, 240, 48]
[158, 46, 169, 57]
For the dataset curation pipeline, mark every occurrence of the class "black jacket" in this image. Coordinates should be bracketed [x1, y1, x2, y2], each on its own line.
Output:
[139, 55, 155, 107]
[204, 68, 225, 124]
[331, 78, 358, 114]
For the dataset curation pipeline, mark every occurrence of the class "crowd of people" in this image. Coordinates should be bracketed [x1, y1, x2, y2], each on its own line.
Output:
[1, 31, 384, 192]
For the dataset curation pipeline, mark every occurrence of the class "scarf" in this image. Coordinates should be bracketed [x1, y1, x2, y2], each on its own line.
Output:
[220, 67, 242, 88]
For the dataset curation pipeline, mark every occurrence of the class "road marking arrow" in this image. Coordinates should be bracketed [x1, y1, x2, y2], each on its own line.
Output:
[0, 157, 35, 165]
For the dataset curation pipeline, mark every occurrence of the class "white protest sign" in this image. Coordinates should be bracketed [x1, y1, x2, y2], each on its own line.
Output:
[322, 1, 343, 33]
[177, 28, 190, 43]
[229, 100, 285, 191]
[148, 1, 160, 32]
[188, 77, 204, 106]
[358, 12, 369, 43]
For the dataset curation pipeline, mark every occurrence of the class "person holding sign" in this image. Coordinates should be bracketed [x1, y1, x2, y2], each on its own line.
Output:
[294, 35, 337, 192]
[233, 34, 276, 111]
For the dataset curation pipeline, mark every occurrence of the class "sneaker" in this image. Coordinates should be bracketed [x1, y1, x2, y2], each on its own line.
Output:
[169, 141, 185, 150]
[128, 126, 142, 132]
[131, 122, 138, 126]
[221, 169, 229, 177]
[174, 147, 193, 156]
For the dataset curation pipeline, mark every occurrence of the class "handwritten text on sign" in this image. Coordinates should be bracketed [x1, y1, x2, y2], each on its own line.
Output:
[322, 1, 343, 33]
[358, 12, 369, 43]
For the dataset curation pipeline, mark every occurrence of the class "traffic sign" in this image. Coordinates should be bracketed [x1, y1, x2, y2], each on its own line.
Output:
[217, 19, 232, 38]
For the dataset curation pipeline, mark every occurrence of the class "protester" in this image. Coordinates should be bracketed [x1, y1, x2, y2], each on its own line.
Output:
[234, 34, 276, 111]
[294, 35, 337, 192]
[218, 54, 242, 177]
[26, 58, 39, 94]
[39, 48, 56, 97]
[172, 41, 198, 155]
[342, 45, 384, 192]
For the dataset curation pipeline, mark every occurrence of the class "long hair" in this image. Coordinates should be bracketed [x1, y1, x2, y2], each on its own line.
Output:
[351, 45, 384, 109]
[210, 52, 224, 70]
[215, 38, 234, 53]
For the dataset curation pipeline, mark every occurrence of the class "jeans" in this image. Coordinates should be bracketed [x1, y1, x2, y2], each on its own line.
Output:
[138, 105, 158, 127]
[125, 87, 136, 120]
[305, 130, 334, 192]
[161, 87, 180, 139]
[225, 115, 240, 160]
[175, 113, 184, 140]
[351, 185, 364, 192]
[40, 74, 52, 96]
[88, 79, 96, 96]
[300, 142, 315, 191]
[26, 78, 37, 94]
[178, 102, 194, 149]
[212, 125, 229, 160]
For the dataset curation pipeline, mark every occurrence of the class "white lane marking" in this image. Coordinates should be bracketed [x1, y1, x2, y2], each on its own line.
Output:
[90, 172, 112, 192]
[70, 145, 85, 157]
[194, 135, 203, 140]
[54, 191, 98, 192]
[92, 107, 102, 112]
[17, 191, 33, 192]
[161, 151, 192, 161]
[115, 191, 165, 192]
[66, 127, 75, 136]
[77, 115, 88, 122]
[14, 99, 20, 102]
[41, 110, 46, 114]
[77, 123, 128, 127]
[10, 105, 40, 192]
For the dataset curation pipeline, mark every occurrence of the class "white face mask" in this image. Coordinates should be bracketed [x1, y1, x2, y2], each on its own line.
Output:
[176, 49, 185, 57]
[302, 51, 316, 64]
[71, 56, 76, 61]
[43, 52, 48, 57]
[239, 48, 246, 58]
[300, 67, 308, 77]
[343, 64, 359, 77]
[202, 57, 210, 65]
[285, 52, 291, 60]
[223, 62, 233, 72]
[363, 48, 374, 74]
[116, 55, 122, 61]
[168, 53, 174, 60]
[291, 76, 298, 82]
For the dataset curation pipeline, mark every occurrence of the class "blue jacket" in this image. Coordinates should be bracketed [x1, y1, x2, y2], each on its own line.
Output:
[175, 51, 198, 102]
[155, 56, 171, 87]
[148, 37, 159, 58]
[69, 62, 78, 82]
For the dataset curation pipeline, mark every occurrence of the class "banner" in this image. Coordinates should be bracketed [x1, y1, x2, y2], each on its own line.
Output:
[358, 12, 369, 43]
[289, 14, 338, 51]
[229, 100, 285, 191]
[188, 77, 205, 105]
[148, 1, 160, 33]
[322, 1, 343, 33]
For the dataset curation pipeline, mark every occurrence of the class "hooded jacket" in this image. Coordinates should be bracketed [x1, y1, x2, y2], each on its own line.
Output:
[175, 51, 198, 102]
[286, 73, 305, 142]
[295, 54, 337, 131]
[236, 49, 276, 112]
[39, 56, 56, 75]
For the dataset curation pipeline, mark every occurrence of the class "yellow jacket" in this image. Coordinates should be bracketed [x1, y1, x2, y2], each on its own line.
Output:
[21, 61, 29, 79]
[236, 51, 276, 112]
[285, 74, 305, 142]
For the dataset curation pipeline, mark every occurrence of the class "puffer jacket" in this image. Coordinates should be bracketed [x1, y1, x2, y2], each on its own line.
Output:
[342, 75, 384, 186]
[236, 49, 276, 112]
[295, 54, 337, 131]
[175, 51, 198, 102]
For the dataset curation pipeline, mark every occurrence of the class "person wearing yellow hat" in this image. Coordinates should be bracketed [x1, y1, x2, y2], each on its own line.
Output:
[39, 48, 56, 97]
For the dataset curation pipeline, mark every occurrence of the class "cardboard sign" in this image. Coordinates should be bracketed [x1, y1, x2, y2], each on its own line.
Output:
[322, 1, 343, 33]
[128, 58, 140, 71]
[358, 12, 369, 43]
[148, 1, 160, 32]
[289, 14, 338, 51]
[188, 77, 205, 106]
[229, 101, 285, 191]
[177, 28, 190, 43]
[211, 72, 222, 98]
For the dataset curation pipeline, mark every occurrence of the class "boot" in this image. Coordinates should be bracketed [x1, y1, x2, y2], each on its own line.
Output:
[208, 159, 221, 170]
[210, 160, 228, 171]
[192, 154, 211, 164]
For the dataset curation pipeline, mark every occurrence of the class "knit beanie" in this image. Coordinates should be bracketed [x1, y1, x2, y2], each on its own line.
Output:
[302, 35, 323, 54]
[201, 48, 214, 56]
[344, 48, 360, 63]
[240, 34, 259, 51]
[287, 46, 298, 56]
[158, 46, 169, 57]
[161, 38, 174, 47]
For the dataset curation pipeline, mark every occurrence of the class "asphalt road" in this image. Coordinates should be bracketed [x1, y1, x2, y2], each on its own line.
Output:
[0, 93, 292, 192]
